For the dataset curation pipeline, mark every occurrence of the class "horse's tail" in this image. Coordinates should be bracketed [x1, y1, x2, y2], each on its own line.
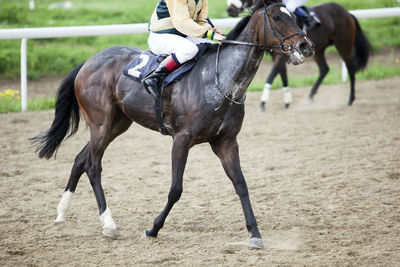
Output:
[351, 14, 371, 72]
[31, 63, 84, 159]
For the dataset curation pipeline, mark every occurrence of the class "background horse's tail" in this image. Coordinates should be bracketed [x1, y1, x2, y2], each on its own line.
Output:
[351, 14, 371, 72]
[31, 63, 84, 159]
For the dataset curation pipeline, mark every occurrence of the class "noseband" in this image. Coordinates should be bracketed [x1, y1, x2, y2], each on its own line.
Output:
[215, 2, 305, 105]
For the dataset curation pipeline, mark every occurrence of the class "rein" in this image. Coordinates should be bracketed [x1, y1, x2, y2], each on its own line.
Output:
[214, 2, 304, 105]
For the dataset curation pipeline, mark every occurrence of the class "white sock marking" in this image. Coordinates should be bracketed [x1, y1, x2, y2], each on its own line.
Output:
[55, 190, 74, 222]
[283, 87, 292, 104]
[99, 207, 117, 230]
[260, 83, 271, 102]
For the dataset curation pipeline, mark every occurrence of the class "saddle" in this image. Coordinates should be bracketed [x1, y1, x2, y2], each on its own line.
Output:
[123, 43, 211, 88]
[123, 43, 214, 135]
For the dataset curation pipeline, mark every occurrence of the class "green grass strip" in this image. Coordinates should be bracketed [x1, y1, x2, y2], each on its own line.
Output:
[248, 63, 400, 92]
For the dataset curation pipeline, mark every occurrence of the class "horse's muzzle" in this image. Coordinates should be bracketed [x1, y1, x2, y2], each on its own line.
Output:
[298, 38, 315, 58]
[288, 50, 305, 65]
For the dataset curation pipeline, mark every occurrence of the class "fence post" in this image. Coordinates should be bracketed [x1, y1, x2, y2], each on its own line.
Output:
[21, 38, 28, 111]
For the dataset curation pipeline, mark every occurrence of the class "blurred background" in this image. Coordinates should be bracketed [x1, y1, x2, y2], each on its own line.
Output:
[0, 0, 399, 112]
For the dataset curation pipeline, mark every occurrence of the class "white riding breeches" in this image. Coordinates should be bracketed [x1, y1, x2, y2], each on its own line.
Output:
[283, 0, 306, 12]
[148, 32, 214, 64]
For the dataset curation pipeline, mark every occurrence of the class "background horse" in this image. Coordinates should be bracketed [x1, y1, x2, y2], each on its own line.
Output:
[227, 0, 371, 110]
[32, 0, 313, 248]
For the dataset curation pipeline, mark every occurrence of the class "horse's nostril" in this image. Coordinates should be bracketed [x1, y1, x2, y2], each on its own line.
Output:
[300, 42, 309, 51]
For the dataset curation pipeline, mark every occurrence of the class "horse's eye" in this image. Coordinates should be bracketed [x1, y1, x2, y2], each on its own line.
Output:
[272, 15, 280, 21]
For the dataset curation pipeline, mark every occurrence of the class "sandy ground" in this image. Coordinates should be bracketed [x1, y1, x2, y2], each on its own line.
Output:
[0, 69, 399, 266]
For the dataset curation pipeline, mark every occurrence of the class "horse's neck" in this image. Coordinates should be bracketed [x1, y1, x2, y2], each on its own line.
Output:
[218, 24, 265, 101]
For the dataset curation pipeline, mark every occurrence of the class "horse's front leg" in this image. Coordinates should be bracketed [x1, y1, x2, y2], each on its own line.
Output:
[146, 132, 191, 237]
[210, 137, 264, 248]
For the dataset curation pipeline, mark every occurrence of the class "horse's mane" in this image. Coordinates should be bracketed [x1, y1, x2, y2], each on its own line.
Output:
[225, 0, 281, 40]
[225, 15, 252, 40]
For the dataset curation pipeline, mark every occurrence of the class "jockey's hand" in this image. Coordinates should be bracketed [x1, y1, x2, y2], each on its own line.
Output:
[213, 32, 226, 41]
[212, 27, 222, 35]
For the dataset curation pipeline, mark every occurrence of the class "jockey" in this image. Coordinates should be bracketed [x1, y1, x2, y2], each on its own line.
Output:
[283, 0, 317, 30]
[142, 0, 225, 100]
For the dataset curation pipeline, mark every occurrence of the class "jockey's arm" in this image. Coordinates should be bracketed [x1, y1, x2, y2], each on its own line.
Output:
[197, 0, 208, 27]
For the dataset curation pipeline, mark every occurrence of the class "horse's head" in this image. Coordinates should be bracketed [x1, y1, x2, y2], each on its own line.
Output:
[251, 0, 314, 64]
[226, 0, 252, 17]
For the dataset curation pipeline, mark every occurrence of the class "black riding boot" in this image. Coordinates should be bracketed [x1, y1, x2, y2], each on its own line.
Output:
[141, 62, 170, 100]
[302, 13, 317, 30]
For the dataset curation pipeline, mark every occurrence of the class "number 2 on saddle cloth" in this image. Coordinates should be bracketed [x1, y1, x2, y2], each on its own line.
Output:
[123, 43, 211, 135]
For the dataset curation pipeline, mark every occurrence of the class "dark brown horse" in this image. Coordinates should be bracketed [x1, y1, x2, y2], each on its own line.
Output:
[31, 0, 313, 248]
[227, 0, 371, 109]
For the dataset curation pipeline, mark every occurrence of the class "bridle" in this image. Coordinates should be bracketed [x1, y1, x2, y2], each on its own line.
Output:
[215, 2, 305, 105]
[221, 2, 305, 54]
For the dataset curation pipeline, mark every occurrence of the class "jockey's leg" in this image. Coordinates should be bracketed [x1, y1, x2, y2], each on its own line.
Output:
[294, 7, 316, 30]
[142, 54, 181, 99]
[142, 33, 199, 99]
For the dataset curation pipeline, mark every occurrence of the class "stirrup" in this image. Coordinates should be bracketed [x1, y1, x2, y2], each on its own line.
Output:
[141, 77, 160, 99]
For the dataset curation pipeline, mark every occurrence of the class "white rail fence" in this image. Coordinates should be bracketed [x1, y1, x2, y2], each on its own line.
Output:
[0, 7, 400, 111]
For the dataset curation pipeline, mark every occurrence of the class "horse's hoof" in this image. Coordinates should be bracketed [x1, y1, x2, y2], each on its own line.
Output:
[103, 227, 118, 238]
[285, 103, 290, 109]
[145, 229, 157, 238]
[258, 102, 266, 113]
[249, 237, 265, 249]
[55, 214, 65, 223]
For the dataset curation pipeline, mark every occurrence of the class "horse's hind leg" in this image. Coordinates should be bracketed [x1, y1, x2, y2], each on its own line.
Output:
[146, 132, 190, 237]
[55, 143, 89, 222]
[335, 44, 356, 105]
[210, 137, 264, 248]
[309, 49, 329, 100]
[346, 62, 356, 106]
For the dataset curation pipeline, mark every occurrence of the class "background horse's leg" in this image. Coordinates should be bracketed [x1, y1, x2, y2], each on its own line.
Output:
[335, 43, 357, 106]
[146, 132, 191, 237]
[280, 62, 292, 109]
[309, 49, 329, 101]
[55, 143, 89, 222]
[259, 56, 279, 112]
[259, 55, 290, 112]
[210, 137, 264, 248]
[342, 55, 356, 106]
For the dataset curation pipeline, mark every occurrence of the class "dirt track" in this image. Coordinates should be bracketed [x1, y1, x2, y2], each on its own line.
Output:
[1, 75, 400, 265]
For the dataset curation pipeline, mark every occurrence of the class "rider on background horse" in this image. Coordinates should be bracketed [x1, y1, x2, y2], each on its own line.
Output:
[142, 0, 226, 100]
[284, 0, 317, 30]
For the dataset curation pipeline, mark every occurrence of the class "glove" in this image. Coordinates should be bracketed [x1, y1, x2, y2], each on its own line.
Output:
[213, 32, 226, 41]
